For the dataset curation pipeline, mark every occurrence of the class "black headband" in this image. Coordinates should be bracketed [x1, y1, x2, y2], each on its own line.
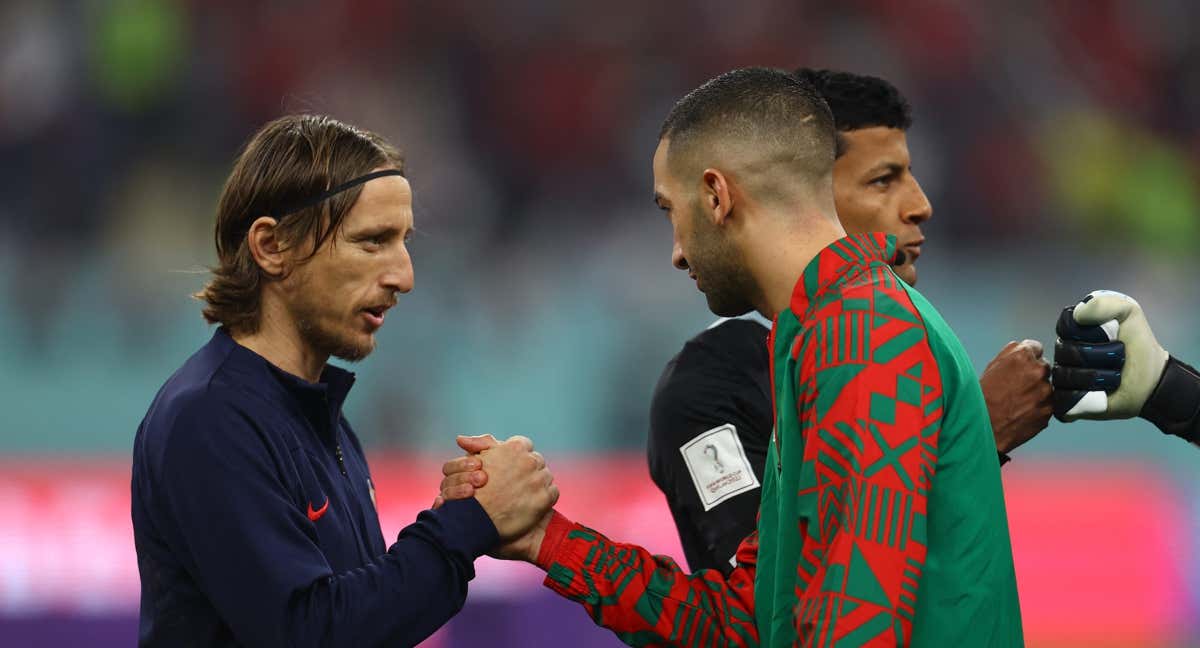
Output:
[271, 169, 404, 218]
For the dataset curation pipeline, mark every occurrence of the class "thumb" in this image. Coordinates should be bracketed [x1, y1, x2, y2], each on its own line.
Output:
[1071, 291, 1168, 417]
[1072, 290, 1138, 328]
[457, 434, 500, 454]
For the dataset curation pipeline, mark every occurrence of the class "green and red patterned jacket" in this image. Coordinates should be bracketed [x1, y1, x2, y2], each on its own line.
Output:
[535, 233, 1023, 647]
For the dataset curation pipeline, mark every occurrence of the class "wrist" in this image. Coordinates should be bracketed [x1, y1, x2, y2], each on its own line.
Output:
[521, 525, 546, 563]
[989, 414, 1015, 454]
[994, 434, 1015, 455]
[1140, 356, 1200, 443]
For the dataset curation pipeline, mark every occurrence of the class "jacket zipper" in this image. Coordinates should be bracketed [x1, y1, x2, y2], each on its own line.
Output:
[767, 321, 783, 473]
[335, 443, 347, 476]
[321, 394, 349, 477]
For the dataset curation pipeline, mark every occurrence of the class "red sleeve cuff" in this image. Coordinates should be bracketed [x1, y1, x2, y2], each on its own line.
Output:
[534, 510, 573, 570]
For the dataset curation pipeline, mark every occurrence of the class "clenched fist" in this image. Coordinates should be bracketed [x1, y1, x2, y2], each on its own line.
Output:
[1052, 290, 1199, 445]
[980, 339, 1053, 454]
[1051, 290, 1167, 421]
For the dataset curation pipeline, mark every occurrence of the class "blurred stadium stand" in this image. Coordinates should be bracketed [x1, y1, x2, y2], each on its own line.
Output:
[0, 0, 1197, 645]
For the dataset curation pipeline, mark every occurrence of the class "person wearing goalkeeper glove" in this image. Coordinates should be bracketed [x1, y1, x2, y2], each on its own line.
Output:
[1052, 290, 1200, 446]
[442, 67, 1023, 648]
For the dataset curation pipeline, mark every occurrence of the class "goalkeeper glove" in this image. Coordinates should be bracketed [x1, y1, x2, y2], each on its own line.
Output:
[1052, 290, 1200, 444]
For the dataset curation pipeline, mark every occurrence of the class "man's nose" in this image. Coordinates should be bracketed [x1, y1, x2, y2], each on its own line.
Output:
[901, 178, 933, 225]
[382, 247, 414, 294]
[672, 241, 688, 271]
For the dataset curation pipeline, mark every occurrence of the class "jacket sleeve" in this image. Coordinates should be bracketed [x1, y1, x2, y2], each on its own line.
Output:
[536, 511, 759, 647]
[789, 308, 941, 646]
[1140, 355, 1200, 446]
[152, 387, 498, 648]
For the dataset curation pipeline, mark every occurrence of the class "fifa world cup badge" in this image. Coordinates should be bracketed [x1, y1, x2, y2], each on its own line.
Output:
[680, 424, 760, 511]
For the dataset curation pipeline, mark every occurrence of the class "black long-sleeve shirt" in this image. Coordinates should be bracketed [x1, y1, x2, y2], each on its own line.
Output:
[132, 328, 498, 647]
[1142, 355, 1200, 445]
[647, 314, 772, 575]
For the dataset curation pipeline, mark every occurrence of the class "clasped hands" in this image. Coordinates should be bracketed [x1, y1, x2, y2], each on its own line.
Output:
[434, 435, 557, 562]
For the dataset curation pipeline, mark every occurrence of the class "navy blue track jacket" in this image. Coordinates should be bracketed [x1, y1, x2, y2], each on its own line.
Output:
[131, 328, 498, 647]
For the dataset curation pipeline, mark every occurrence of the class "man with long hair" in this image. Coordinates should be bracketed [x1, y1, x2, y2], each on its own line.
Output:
[132, 114, 557, 647]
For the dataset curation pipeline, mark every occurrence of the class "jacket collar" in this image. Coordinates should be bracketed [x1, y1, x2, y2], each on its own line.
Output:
[210, 327, 356, 439]
[788, 232, 899, 319]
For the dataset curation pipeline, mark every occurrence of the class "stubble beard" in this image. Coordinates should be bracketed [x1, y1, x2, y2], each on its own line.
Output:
[689, 207, 758, 318]
[292, 296, 375, 364]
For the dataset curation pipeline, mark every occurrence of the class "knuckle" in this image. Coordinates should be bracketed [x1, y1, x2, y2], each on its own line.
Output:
[509, 435, 533, 451]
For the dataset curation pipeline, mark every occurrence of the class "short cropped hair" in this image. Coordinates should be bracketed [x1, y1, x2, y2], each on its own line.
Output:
[658, 67, 837, 198]
[792, 68, 912, 157]
[196, 114, 404, 333]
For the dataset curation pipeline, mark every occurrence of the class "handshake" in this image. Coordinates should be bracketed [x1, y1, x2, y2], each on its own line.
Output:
[1052, 290, 1199, 444]
[432, 435, 558, 562]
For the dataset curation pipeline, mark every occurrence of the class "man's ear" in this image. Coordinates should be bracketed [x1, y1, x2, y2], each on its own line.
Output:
[701, 168, 734, 227]
[245, 216, 287, 278]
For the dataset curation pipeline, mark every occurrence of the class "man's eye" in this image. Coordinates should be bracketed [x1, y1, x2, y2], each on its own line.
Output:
[869, 175, 893, 188]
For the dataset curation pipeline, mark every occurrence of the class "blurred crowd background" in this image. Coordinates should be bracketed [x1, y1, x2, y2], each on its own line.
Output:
[1, 0, 1198, 646]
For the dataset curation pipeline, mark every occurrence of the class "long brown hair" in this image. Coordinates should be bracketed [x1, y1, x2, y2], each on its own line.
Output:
[196, 114, 404, 333]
